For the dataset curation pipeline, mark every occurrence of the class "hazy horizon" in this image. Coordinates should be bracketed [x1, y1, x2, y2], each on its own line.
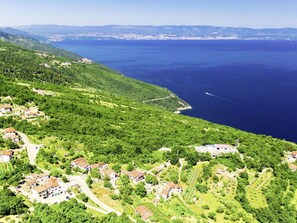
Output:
[4, 24, 297, 30]
[1, 0, 297, 28]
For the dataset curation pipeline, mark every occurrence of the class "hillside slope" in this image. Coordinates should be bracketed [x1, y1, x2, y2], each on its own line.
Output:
[1, 39, 297, 223]
[0, 29, 80, 59]
[0, 40, 189, 111]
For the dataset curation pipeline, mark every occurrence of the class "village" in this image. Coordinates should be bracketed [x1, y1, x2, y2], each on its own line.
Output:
[2, 97, 294, 222]
[0, 119, 248, 222]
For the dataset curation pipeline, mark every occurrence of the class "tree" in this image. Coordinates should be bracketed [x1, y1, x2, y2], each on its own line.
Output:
[62, 176, 68, 183]
[65, 166, 71, 175]
[145, 175, 158, 185]
[170, 154, 179, 165]
[127, 163, 134, 171]
[86, 177, 93, 188]
[120, 175, 130, 186]
[78, 193, 88, 203]
[135, 183, 147, 197]
[120, 185, 133, 197]
[104, 180, 113, 189]
[112, 164, 121, 173]
[0, 189, 28, 215]
[90, 168, 101, 179]
[196, 183, 208, 194]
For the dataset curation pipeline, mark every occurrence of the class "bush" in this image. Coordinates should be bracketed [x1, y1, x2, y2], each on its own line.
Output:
[104, 181, 113, 189]
[202, 205, 209, 210]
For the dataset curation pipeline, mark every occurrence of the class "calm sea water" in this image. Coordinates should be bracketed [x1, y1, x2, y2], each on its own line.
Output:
[53, 40, 297, 142]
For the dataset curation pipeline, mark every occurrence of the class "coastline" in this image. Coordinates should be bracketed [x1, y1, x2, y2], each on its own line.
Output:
[175, 105, 192, 114]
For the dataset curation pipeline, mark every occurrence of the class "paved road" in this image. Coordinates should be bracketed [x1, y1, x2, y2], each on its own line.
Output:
[12, 131, 133, 219]
[67, 175, 121, 215]
[18, 132, 39, 166]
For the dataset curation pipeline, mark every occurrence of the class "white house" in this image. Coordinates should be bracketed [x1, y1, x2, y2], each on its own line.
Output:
[161, 182, 183, 200]
[101, 169, 117, 180]
[24, 109, 38, 118]
[0, 150, 14, 162]
[31, 177, 64, 200]
[121, 170, 145, 183]
[3, 127, 21, 143]
[195, 144, 238, 158]
[71, 157, 90, 171]
[91, 162, 108, 171]
[27, 173, 50, 183]
[0, 104, 12, 114]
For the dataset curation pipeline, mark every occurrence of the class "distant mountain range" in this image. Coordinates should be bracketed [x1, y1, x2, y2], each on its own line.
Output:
[14, 25, 297, 41]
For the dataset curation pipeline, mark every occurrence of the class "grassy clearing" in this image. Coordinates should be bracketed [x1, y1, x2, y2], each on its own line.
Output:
[209, 175, 237, 200]
[165, 196, 195, 217]
[86, 208, 105, 218]
[246, 169, 273, 208]
[92, 182, 124, 212]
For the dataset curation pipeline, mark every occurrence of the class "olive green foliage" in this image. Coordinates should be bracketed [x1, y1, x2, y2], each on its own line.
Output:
[0, 41, 187, 111]
[145, 175, 158, 185]
[0, 188, 28, 216]
[0, 158, 35, 186]
[24, 199, 131, 223]
[135, 183, 147, 197]
[1, 41, 297, 222]
[0, 30, 81, 59]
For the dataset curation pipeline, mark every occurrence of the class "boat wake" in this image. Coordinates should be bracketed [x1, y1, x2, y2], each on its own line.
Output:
[205, 92, 217, 97]
[205, 91, 243, 106]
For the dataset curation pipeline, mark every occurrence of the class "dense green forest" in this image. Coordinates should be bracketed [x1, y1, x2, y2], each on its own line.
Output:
[1, 39, 297, 222]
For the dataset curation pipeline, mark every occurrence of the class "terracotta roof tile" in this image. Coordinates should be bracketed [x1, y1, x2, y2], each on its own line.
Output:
[136, 206, 153, 220]
[3, 127, 16, 133]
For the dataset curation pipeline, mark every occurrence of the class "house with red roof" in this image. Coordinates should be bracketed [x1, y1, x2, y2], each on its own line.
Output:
[2, 127, 21, 143]
[161, 182, 183, 200]
[135, 206, 153, 221]
[121, 169, 145, 183]
[0, 104, 12, 114]
[0, 150, 14, 162]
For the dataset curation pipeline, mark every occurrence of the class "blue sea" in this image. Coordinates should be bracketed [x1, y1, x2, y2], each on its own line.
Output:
[53, 40, 297, 142]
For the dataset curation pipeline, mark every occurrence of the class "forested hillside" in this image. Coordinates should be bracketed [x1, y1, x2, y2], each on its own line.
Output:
[1, 39, 297, 223]
[0, 29, 80, 59]
[0, 40, 188, 112]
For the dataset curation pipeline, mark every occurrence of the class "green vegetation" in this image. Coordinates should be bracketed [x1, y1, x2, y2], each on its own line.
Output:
[0, 30, 81, 59]
[0, 158, 35, 186]
[184, 164, 201, 202]
[0, 188, 28, 216]
[0, 40, 188, 111]
[24, 199, 131, 223]
[1, 39, 297, 222]
[246, 170, 273, 208]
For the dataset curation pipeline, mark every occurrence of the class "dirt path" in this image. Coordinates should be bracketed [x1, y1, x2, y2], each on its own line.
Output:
[143, 94, 174, 103]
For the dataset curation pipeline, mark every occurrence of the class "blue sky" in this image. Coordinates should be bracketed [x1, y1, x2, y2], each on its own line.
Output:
[1, 0, 297, 28]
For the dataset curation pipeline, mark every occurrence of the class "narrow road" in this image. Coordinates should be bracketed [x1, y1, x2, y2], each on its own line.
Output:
[18, 132, 39, 166]
[178, 159, 184, 182]
[11, 131, 133, 219]
[143, 94, 174, 103]
[67, 175, 121, 215]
